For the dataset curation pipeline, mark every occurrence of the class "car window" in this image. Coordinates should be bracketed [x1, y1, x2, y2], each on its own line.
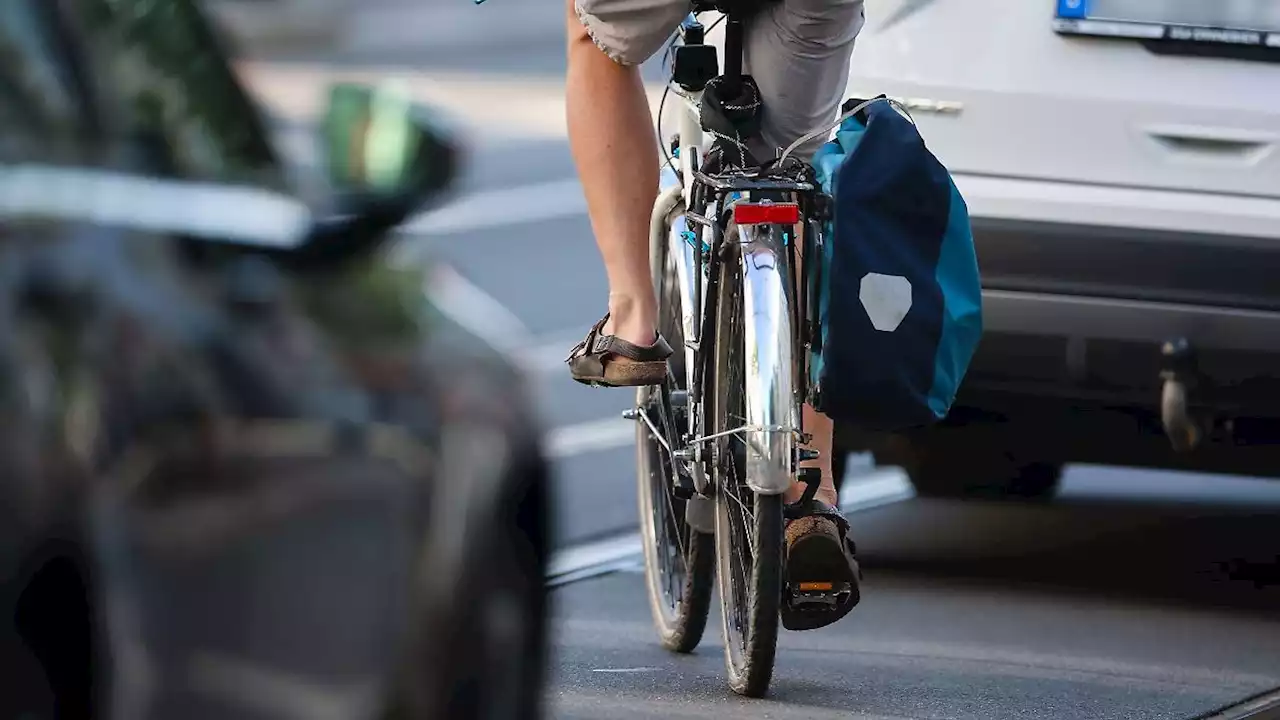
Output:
[0, 2, 86, 163]
[0, 0, 309, 247]
[2, 0, 289, 192]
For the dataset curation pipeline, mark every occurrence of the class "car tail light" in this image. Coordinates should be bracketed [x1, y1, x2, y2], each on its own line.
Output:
[733, 201, 799, 225]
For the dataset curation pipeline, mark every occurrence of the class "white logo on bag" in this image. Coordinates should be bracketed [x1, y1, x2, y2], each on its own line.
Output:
[859, 273, 913, 332]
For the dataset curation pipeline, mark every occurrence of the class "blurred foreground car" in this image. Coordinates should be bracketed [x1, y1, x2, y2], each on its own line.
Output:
[203, 0, 356, 51]
[836, 0, 1280, 498]
[0, 2, 548, 718]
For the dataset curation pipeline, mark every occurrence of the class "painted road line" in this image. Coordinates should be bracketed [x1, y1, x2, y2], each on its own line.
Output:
[412, 260, 602, 379]
[1198, 686, 1280, 720]
[546, 532, 643, 588]
[400, 177, 585, 236]
[238, 63, 671, 145]
[519, 329, 595, 375]
[544, 471, 916, 589]
[840, 468, 917, 513]
[420, 263, 534, 357]
[546, 418, 634, 460]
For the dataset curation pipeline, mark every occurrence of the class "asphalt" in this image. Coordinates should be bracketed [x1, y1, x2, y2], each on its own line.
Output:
[221, 3, 1280, 717]
[549, 479, 1280, 720]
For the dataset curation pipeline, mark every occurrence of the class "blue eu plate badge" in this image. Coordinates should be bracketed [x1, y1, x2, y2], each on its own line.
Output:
[1056, 0, 1089, 19]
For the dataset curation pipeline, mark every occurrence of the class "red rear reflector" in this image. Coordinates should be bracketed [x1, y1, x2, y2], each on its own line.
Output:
[733, 202, 799, 225]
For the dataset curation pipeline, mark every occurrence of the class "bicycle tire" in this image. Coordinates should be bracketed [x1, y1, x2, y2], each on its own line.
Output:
[709, 223, 786, 698]
[637, 211, 715, 654]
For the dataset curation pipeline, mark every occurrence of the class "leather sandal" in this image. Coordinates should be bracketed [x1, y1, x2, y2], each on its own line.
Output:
[565, 313, 673, 388]
[780, 498, 862, 632]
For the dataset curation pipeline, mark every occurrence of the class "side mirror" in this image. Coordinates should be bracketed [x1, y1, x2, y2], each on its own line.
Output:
[322, 81, 458, 202]
[288, 81, 462, 270]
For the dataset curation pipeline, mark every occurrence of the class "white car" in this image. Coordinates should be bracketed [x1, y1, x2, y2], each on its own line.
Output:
[836, 0, 1280, 498]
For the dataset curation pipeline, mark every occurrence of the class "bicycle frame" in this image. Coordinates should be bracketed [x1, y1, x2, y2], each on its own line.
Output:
[648, 13, 817, 496]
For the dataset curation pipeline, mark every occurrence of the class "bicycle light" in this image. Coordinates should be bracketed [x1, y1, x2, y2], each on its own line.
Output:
[733, 201, 800, 225]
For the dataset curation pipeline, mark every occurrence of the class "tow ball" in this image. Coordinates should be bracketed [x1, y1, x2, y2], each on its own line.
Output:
[1160, 338, 1203, 453]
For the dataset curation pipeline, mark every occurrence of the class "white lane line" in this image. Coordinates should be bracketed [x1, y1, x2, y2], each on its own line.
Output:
[399, 177, 586, 236]
[1202, 687, 1280, 720]
[546, 418, 634, 459]
[238, 62, 671, 146]
[590, 667, 661, 674]
[546, 532, 643, 587]
[419, 263, 534, 358]
[544, 471, 916, 588]
[840, 468, 917, 513]
[517, 329, 592, 375]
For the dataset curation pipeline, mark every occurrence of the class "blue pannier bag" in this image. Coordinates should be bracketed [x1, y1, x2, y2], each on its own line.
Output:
[806, 97, 983, 430]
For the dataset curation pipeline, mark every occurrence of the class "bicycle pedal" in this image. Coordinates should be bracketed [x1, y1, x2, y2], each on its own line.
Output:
[787, 582, 852, 608]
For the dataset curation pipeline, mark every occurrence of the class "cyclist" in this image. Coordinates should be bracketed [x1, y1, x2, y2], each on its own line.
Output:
[564, 0, 865, 630]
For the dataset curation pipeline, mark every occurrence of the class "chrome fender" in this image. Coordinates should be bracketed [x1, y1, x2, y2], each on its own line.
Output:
[735, 223, 796, 496]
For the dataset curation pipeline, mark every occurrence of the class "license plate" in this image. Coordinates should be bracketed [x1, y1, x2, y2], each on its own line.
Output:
[1054, 0, 1280, 51]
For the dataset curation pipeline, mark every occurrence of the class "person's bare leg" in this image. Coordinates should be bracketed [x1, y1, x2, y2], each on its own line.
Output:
[791, 406, 838, 507]
[786, 221, 839, 508]
[565, 0, 659, 348]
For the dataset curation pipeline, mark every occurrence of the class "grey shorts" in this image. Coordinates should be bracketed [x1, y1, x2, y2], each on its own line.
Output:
[575, 0, 866, 159]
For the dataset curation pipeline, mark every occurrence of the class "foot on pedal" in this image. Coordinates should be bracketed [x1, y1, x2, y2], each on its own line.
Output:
[780, 498, 861, 632]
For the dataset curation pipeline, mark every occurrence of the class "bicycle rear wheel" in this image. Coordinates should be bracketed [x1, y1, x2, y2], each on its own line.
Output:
[710, 223, 789, 698]
[636, 212, 715, 653]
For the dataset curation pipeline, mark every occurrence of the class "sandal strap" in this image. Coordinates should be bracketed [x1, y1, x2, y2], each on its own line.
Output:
[565, 312, 673, 363]
[566, 314, 610, 362]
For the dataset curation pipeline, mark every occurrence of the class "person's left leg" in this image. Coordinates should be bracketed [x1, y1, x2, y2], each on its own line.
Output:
[746, 0, 865, 512]
[741, 0, 867, 631]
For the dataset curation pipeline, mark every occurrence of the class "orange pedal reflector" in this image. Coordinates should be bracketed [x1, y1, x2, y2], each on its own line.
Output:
[797, 582, 834, 592]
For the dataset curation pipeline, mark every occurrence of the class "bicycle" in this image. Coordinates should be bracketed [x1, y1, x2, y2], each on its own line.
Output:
[628, 1, 843, 698]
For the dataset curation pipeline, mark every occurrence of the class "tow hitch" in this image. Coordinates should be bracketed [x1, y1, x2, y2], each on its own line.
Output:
[1159, 338, 1203, 453]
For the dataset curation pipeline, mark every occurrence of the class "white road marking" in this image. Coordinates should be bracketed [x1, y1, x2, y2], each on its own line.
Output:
[238, 63, 670, 146]
[399, 177, 586, 236]
[590, 667, 661, 674]
[419, 263, 533, 357]
[546, 532, 643, 587]
[546, 417, 635, 459]
[545, 469, 915, 588]
[517, 329, 595, 375]
[840, 468, 916, 513]
[346, 3, 561, 54]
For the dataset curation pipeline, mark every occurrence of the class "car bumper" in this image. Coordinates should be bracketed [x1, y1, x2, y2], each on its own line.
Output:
[955, 170, 1280, 242]
[983, 289, 1280, 355]
[954, 173, 1280, 419]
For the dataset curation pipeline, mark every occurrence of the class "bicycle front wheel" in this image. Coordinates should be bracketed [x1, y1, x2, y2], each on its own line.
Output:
[709, 221, 793, 698]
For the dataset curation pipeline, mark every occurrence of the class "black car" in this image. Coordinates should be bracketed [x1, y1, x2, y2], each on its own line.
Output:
[0, 2, 548, 718]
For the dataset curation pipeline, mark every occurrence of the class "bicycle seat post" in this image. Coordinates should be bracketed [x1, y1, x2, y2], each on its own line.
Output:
[721, 14, 744, 97]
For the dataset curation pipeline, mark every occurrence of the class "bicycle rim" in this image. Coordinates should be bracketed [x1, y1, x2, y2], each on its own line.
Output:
[637, 222, 714, 653]
[711, 238, 784, 698]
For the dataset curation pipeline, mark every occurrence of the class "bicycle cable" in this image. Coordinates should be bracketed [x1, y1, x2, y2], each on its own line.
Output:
[776, 96, 916, 165]
[658, 13, 727, 182]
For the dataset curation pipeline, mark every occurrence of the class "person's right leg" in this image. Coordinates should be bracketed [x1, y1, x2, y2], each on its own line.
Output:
[565, 0, 659, 348]
[564, 0, 689, 387]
